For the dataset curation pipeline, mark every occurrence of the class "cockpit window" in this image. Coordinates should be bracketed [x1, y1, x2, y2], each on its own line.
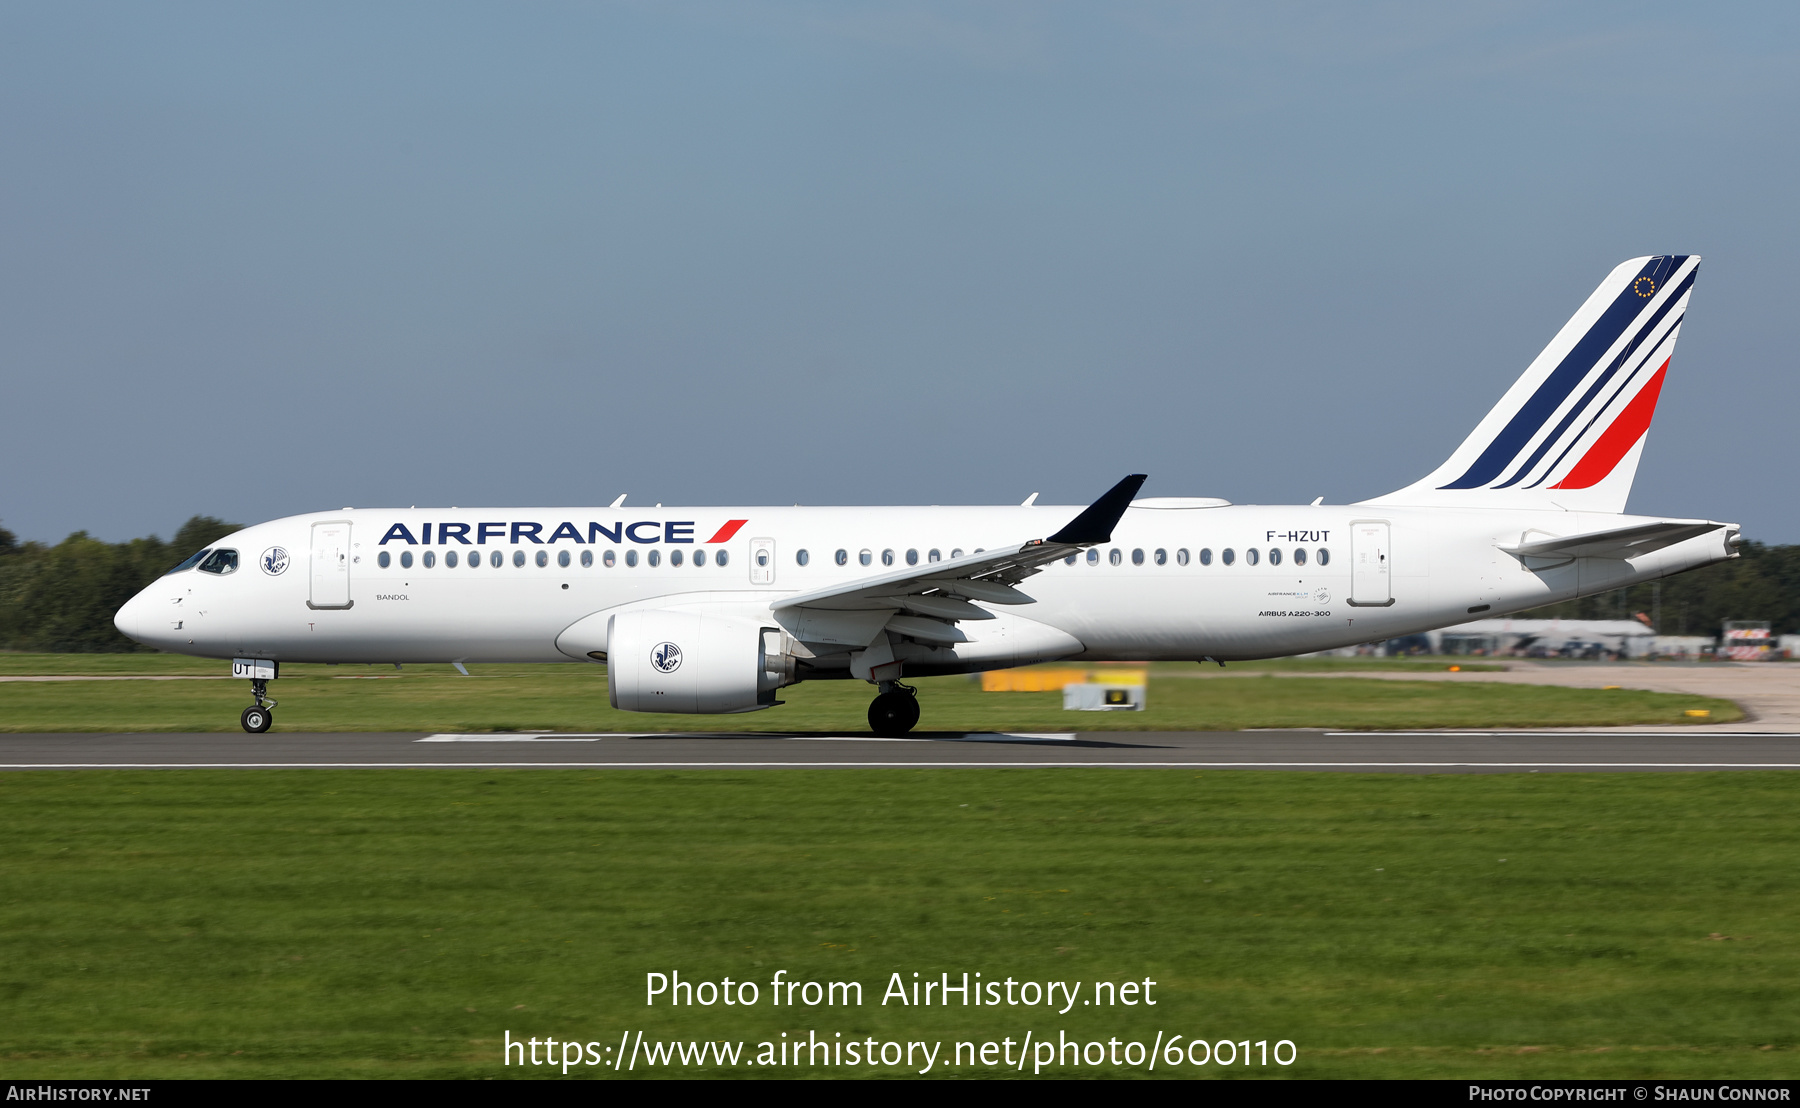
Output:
[165, 548, 213, 575]
[197, 549, 239, 575]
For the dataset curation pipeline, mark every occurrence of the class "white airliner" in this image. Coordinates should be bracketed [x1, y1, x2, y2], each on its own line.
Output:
[116, 255, 1737, 735]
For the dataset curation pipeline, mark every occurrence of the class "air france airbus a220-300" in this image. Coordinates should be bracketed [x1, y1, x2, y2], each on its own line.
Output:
[116, 255, 1739, 735]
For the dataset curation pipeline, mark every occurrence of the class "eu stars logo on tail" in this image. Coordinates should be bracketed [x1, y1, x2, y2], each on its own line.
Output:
[1367, 254, 1698, 514]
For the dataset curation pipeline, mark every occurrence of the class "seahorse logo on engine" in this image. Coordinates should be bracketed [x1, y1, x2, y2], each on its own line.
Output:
[651, 642, 683, 674]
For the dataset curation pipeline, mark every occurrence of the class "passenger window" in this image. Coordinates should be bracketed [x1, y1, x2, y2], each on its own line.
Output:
[423, 550, 436, 569]
[928, 549, 940, 562]
[1221, 548, 1235, 565]
[649, 550, 661, 567]
[716, 549, 729, 567]
[625, 550, 637, 567]
[1131, 548, 1145, 566]
[446, 550, 459, 568]
[1154, 548, 1166, 565]
[1198, 548, 1211, 565]
[1318, 548, 1330, 566]
[756, 551, 768, 567]
[509, 550, 522, 567]
[1177, 548, 1190, 566]
[670, 549, 683, 567]
[535, 550, 548, 567]
[490, 550, 503, 568]
[1269, 548, 1282, 566]
[1065, 554, 1077, 565]
[859, 549, 872, 566]
[165, 548, 212, 575]
[835, 549, 848, 566]
[605, 550, 616, 567]
[694, 549, 706, 566]
[951, 549, 964, 559]
[1109, 549, 1122, 566]
[1246, 548, 1260, 566]
[1086, 549, 1099, 565]
[906, 549, 919, 566]
[796, 549, 810, 566]
[400, 551, 414, 569]
[558, 550, 571, 568]
[1293, 548, 1306, 566]
[581, 549, 593, 568]
[882, 549, 895, 566]
[377, 551, 391, 569]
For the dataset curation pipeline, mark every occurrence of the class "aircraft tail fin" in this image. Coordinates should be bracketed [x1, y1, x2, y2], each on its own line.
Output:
[1363, 255, 1698, 514]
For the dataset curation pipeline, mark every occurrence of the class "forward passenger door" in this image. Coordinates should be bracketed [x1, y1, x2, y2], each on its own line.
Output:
[309, 521, 353, 609]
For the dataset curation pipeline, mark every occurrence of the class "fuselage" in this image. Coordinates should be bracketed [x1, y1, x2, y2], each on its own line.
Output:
[114, 499, 1737, 674]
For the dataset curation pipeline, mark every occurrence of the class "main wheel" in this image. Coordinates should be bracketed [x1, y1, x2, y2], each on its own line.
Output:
[241, 705, 273, 734]
[868, 691, 920, 736]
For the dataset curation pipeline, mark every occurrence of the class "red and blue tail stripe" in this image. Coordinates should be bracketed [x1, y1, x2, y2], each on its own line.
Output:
[1439, 255, 1692, 490]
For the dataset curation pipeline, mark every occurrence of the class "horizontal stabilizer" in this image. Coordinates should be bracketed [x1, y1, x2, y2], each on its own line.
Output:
[1500, 520, 1724, 561]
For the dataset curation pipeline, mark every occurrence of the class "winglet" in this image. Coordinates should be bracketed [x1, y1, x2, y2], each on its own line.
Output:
[1046, 475, 1147, 544]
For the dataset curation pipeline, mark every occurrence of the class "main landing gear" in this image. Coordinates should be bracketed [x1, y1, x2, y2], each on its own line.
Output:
[868, 681, 920, 736]
[241, 678, 277, 734]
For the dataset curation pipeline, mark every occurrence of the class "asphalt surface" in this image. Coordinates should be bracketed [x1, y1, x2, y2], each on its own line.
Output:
[5, 730, 1800, 771]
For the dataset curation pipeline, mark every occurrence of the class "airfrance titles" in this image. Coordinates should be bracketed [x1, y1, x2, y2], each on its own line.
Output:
[376, 519, 748, 547]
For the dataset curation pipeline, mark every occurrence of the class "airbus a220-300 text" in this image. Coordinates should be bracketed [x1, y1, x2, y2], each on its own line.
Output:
[115, 255, 1738, 734]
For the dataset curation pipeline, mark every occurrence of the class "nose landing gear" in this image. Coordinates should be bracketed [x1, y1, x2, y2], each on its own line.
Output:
[241, 678, 277, 734]
[868, 681, 920, 736]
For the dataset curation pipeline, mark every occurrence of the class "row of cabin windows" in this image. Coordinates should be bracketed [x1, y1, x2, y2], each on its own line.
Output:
[784, 547, 1333, 569]
[376, 547, 731, 570]
[1065, 547, 1331, 567]
[373, 544, 1330, 572]
[796, 548, 974, 567]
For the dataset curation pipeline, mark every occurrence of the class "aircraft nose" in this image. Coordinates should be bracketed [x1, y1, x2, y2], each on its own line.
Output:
[114, 588, 160, 646]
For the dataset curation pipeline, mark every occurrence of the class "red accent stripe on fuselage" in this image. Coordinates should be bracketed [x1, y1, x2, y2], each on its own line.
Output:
[705, 519, 748, 543]
[1550, 360, 1668, 490]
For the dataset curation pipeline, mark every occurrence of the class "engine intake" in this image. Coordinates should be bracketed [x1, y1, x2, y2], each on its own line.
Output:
[607, 608, 797, 714]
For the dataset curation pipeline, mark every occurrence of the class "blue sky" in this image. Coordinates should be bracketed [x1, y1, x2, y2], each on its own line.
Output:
[3, 2, 1797, 542]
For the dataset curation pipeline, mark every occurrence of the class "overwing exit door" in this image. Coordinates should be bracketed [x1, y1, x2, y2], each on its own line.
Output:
[1348, 520, 1393, 607]
[749, 538, 776, 585]
[309, 521, 353, 609]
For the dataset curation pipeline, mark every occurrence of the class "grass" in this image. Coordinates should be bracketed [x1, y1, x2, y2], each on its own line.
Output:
[0, 769, 1797, 1078]
[0, 654, 1738, 731]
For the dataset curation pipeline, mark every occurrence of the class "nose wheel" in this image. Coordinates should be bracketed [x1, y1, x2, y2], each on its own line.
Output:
[241, 678, 277, 733]
[868, 683, 920, 736]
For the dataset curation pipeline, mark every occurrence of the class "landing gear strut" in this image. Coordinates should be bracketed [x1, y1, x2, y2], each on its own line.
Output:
[868, 681, 920, 736]
[241, 678, 277, 734]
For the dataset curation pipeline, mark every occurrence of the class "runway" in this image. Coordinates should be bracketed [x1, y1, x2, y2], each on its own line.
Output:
[6, 730, 1800, 771]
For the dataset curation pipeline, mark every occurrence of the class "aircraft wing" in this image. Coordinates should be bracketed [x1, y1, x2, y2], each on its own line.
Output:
[771, 475, 1145, 641]
[1500, 520, 1725, 561]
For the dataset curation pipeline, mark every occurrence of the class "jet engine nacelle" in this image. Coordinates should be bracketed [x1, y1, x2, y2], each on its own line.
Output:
[607, 608, 797, 714]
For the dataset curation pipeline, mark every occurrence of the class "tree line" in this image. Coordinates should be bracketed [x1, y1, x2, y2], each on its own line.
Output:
[0, 517, 240, 652]
[0, 518, 1797, 652]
